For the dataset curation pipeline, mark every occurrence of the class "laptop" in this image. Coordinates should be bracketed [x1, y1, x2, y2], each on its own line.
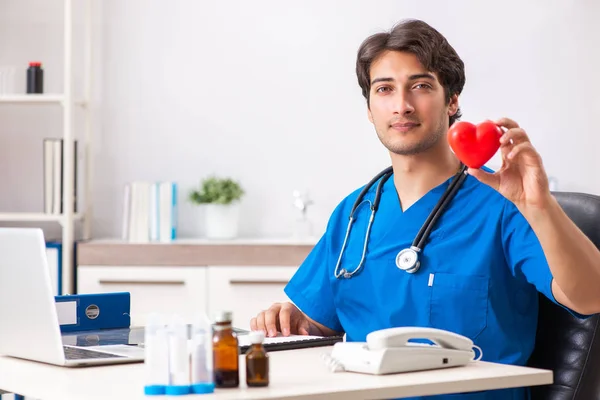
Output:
[0, 228, 144, 367]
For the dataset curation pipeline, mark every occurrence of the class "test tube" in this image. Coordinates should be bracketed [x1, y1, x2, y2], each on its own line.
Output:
[165, 315, 191, 396]
[143, 313, 169, 396]
[190, 313, 215, 394]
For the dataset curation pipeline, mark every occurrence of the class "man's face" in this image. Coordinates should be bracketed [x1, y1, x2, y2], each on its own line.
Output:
[367, 50, 458, 156]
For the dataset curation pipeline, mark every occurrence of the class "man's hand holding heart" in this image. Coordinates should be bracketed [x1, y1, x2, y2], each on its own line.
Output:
[449, 117, 553, 213]
[451, 118, 600, 316]
[455, 120, 600, 316]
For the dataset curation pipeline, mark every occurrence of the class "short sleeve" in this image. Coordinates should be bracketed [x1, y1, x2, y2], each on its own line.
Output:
[284, 231, 344, 332]
[501, 199, 589, 319]
[284, 185, 367, 333]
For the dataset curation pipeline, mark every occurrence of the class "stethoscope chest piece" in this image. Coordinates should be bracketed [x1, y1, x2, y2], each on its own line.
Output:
[395, 247, 421, 274]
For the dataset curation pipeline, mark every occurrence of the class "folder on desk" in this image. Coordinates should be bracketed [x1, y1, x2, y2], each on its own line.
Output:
[55, 292, 131, 333]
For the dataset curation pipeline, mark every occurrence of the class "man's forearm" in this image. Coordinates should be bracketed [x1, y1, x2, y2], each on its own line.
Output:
[520, 194, 600, 315]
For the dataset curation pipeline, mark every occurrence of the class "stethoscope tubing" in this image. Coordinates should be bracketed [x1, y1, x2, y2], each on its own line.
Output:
[333, 164, 467, 279]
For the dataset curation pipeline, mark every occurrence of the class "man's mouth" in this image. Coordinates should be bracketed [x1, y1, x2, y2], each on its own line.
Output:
[390, 122, 420, 133]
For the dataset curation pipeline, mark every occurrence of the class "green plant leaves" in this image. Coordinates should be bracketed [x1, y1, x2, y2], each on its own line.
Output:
[189, 176, 244, 205]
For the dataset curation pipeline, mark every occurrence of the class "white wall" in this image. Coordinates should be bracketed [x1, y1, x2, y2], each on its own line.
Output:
[1, 0, 599, 240]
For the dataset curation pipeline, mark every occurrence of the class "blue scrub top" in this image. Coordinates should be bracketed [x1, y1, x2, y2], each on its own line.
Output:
[284, 169, 584, 400]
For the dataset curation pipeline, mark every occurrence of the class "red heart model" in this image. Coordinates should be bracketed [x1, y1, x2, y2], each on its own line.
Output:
[447, 120, 503, 169]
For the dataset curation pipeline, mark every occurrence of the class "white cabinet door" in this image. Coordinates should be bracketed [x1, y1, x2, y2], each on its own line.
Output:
[77, 266, 208, 327]
[207, 266, 298, 330]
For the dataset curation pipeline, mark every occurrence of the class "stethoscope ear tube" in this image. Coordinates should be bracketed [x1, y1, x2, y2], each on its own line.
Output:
[350, 166, 393, 216]
[411, 164, 467, 250]
[334, 166, 393, 280]
[415, 165, 468, 250]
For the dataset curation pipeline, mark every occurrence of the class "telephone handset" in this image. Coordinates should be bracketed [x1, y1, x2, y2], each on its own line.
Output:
[367, 326, 475, 352]
[324, 327, 483, 375]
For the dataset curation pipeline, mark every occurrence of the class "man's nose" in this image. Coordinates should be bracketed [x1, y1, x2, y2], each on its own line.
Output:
[392, 92, 415, 115]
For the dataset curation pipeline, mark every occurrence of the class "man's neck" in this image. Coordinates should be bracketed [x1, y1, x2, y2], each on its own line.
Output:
[391, 148, 461, 212]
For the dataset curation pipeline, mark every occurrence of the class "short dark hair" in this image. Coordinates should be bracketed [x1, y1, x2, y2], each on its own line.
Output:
[356, 19, 466, 126]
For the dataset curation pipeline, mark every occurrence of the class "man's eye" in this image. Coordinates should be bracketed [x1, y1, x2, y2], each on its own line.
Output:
[376, 86, 391, 93]
[414, 84, 432, 90]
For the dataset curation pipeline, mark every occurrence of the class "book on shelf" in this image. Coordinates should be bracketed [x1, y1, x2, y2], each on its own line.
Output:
[43, 138, 78, 215]
[122, 181, 178, 243]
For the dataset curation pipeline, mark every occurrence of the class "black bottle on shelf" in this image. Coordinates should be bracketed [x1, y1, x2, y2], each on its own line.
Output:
[26, 62, 44, 94]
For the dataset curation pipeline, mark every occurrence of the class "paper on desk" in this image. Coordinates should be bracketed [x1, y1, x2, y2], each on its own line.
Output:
[56, 301, 77, 325]
[237, 333, 326, 347]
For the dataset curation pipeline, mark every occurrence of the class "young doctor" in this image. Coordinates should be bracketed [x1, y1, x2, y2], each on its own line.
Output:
[250, 19, 600, 399]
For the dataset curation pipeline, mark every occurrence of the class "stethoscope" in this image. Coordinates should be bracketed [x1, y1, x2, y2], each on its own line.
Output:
[333, 164, 468, 279]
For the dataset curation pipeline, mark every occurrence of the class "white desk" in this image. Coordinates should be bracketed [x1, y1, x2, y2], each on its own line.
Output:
[0, 346, 552, 400]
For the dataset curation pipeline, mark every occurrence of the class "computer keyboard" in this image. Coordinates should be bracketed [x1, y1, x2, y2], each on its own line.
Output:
[63, 346, 124, 360]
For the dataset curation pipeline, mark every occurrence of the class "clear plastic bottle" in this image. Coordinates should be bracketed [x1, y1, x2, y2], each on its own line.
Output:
[245, 331, 269, 387]
[143, 313, 169, 396]
[212, 310, 240, 388]
[165, 315, 191, 396]
[190, 313, 215, 394]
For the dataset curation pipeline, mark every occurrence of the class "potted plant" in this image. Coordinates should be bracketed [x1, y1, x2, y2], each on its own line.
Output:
[189, 176, 245, 239]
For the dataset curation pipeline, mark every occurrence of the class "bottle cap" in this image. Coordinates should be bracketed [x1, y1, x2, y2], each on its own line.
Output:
[164, 385, 191, 396]
[28, 62, 42, 67]
[249, 330, 265, 344]
[213, 310, 233, 323]
[144, 385, 166, 396]
[191, 382, 215, 394]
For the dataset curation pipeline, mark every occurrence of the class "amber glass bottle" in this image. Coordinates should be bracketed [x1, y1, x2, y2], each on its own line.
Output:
[212, 311, 239, 388]
[245, 331, 269, 387]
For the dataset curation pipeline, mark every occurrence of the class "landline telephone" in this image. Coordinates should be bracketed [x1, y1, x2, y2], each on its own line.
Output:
[322, 327, 483, 375]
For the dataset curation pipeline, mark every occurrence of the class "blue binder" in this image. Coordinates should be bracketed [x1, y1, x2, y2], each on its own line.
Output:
[45, 241, 62, 295]
[55, 292, 131, 332]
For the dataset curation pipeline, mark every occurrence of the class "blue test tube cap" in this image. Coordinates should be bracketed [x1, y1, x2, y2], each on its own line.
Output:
[191, 382, 216, 394]
[165, 385, 192, 396]
[143, 385, 166, 396]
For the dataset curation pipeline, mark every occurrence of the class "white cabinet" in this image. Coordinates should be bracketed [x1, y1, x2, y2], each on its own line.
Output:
[76, 265, 299, 330]
[207, 266, 298, 330]
[77, 266, 208, 327]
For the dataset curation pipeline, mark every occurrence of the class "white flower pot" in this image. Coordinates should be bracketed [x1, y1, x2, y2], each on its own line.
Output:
[204, 203, 240, 239]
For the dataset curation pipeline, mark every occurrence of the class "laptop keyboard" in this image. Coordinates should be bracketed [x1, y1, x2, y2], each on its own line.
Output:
[63, 346, 125, 360]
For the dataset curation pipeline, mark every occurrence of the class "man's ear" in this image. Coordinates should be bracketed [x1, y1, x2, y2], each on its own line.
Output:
[367, 105, 373, 123]
[447, 94, 459, 117]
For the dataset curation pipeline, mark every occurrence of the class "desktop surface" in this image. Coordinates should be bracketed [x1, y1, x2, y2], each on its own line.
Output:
[0, 345, 552, 400]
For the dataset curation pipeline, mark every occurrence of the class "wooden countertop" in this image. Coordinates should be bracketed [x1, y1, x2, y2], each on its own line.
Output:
[76, 238, 317, 267]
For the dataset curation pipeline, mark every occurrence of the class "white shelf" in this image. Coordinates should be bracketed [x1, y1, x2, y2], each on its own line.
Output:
[3, 0, 93, 295]
[0, 212, 83, 222]
[0, 94, 64, 104]
[0, 94, 87, 106]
